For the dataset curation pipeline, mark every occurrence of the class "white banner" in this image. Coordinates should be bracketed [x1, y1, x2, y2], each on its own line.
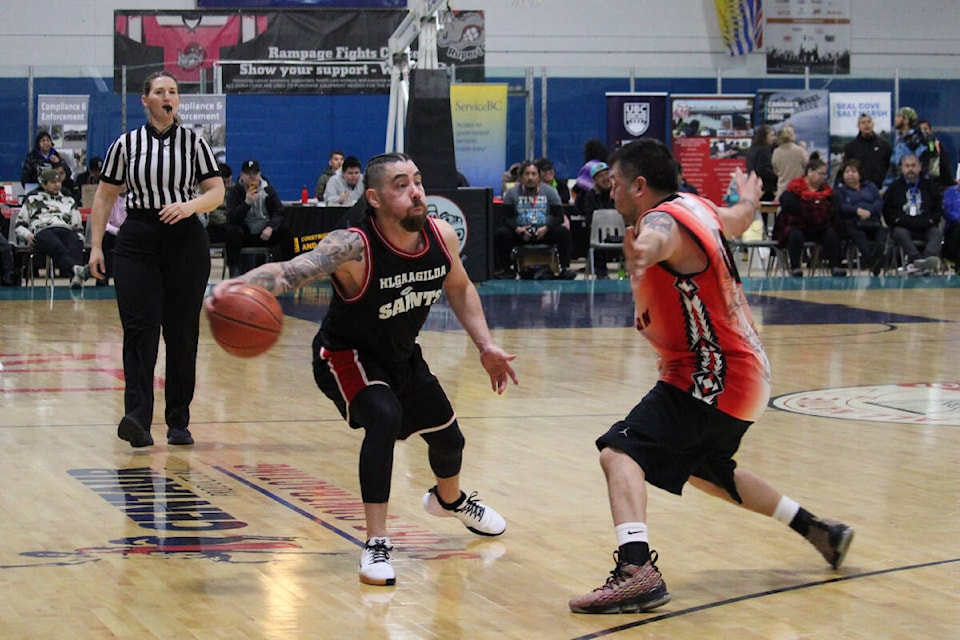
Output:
[178, 94, 227, 167]
[828, 91, 891, 177]
[37, 94, 89, 177]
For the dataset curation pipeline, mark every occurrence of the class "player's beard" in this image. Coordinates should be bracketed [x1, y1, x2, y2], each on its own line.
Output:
[399, 209, 427, 232]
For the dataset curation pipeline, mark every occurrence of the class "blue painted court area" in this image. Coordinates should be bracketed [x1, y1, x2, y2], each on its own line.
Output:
[277, 275, 953, 330]
[1, 274, 952, 330]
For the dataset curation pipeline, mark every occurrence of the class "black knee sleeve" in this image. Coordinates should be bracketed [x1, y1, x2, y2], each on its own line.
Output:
[350, 385, 403, 503]
[422, 420, 465, 479]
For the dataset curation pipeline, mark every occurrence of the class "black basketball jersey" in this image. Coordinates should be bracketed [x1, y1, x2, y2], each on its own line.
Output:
[318, 215, 453, 363]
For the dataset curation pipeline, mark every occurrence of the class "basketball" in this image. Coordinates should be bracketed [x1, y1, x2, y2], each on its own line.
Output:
[206, 284, 283, 357]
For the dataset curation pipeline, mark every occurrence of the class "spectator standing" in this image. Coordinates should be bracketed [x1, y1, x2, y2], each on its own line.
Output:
[883, 153, 943, 274]
[886, 107, 929, 187]
[14, 168, 89, 289]
[772, 123, 808, 198]
[207, 152, 516, 587]
[314, 150, 344, 200]
[744, 124, 778, 200]
[918, 119, 955, 195]
[87, 69, 224, 448]
[324, 155, 365, 206]
[20, 131, 64, 187]
[224, 159, 293, 277]
[841, 114, 891, 190]
[568, 139, 853, 615]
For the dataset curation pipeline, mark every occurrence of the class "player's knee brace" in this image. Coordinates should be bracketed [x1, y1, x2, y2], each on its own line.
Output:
[350, 385, 402, 442]
[422, 420, 465, 479]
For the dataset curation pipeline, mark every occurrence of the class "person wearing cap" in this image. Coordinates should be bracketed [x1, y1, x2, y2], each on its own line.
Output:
[76, 157, 104, 187]
[885, 106, 930, 188]
[87, 69, 224, 448]
[14, 167, 89, 289]
[224, 158, 293, 277]
[534, 157, 570, 204]
[580, 161, 615, 277]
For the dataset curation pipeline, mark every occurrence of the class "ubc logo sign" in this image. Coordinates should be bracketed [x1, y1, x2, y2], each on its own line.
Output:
[624, 102, 650, 136]
[426, 196, 468, 253]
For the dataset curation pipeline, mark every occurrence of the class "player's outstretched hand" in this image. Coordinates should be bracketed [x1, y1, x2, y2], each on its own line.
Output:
[479, 346, 518, 395]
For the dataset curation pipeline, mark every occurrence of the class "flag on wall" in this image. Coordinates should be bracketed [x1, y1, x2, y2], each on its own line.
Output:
[714, 0, 763, 56]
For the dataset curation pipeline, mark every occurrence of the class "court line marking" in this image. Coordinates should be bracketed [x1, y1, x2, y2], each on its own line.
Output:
[569, 556, 960, 639]
[213, 464, 366, 547]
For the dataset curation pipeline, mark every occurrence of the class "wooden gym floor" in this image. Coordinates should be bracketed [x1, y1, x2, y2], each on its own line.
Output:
[1, 271, 959, 639]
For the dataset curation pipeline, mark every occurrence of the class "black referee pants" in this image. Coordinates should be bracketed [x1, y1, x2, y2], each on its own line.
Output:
[113, 212, 211, 433]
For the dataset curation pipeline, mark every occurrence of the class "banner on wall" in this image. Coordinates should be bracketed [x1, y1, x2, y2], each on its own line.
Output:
[758, 89, 829, 158]
[605, 93, 668, 152]
[36, 94, 89, 181]
[115, 10, 485, 94]
[450, 84, 507, 196]
[765, 0, 851, 75]
[670, 94, 754, 205]
[178, 95, 227, 167]
[828, 92, 891, 178]
[198, 1, 405, 6]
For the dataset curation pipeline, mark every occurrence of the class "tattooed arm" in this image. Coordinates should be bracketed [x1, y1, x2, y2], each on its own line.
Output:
[207, 229, 365, 303]
[625, 211, 682, 273]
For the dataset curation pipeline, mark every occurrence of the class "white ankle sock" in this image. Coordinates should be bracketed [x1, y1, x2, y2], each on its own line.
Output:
[773, 496, 800, 526]
[615, 522, 648, 547]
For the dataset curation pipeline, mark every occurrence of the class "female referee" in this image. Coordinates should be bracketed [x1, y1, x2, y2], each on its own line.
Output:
[88, 70, 223, 448]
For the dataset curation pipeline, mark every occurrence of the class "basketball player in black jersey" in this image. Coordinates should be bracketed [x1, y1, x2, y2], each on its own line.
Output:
[208, 152, 517, 586]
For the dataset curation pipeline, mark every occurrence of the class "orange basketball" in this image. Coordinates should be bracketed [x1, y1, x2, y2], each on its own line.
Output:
[206, 284, 283, 357]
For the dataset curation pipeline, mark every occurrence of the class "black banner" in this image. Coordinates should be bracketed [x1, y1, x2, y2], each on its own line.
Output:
[114, 9, 485, 95]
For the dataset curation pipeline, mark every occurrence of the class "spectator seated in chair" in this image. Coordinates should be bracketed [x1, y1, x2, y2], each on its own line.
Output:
[883, 153, 943, 275]
[942, 182, 960, 268]
[773, 154, 846, 277]
[493, 160, 576, 280]
[224, 159, 294, 277]
[834, 158, 887, 276]
[14, 168, 90, 289]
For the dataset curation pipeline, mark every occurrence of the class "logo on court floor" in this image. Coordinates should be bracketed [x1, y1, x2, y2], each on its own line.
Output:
[771, 382, 960, 426]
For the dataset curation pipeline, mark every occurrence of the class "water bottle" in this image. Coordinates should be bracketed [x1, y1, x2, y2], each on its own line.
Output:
[617, 258, 627, 280]
[301, 185, 308, 204]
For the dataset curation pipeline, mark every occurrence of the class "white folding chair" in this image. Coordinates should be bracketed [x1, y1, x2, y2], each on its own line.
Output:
[586, 208, 624, 279]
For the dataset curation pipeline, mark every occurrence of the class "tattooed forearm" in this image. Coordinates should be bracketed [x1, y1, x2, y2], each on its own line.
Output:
[240, 229, 365, 295]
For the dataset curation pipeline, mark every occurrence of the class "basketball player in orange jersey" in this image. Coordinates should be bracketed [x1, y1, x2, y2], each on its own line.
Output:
[207, 152, 517, 587]
[569, 139, 854, 614]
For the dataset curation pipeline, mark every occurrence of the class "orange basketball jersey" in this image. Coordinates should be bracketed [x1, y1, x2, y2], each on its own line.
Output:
[632, 193, 771, 422]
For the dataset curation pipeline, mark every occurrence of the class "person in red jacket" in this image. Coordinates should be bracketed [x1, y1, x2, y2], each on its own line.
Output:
[773, 153, 845, 276]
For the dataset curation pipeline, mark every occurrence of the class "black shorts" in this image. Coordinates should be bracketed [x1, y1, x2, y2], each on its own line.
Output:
[312, 336, 455, 440]
[596, 381, 751, 502]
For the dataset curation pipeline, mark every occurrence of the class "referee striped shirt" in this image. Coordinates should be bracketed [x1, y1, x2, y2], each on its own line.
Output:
[100, 123, 220, 211]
